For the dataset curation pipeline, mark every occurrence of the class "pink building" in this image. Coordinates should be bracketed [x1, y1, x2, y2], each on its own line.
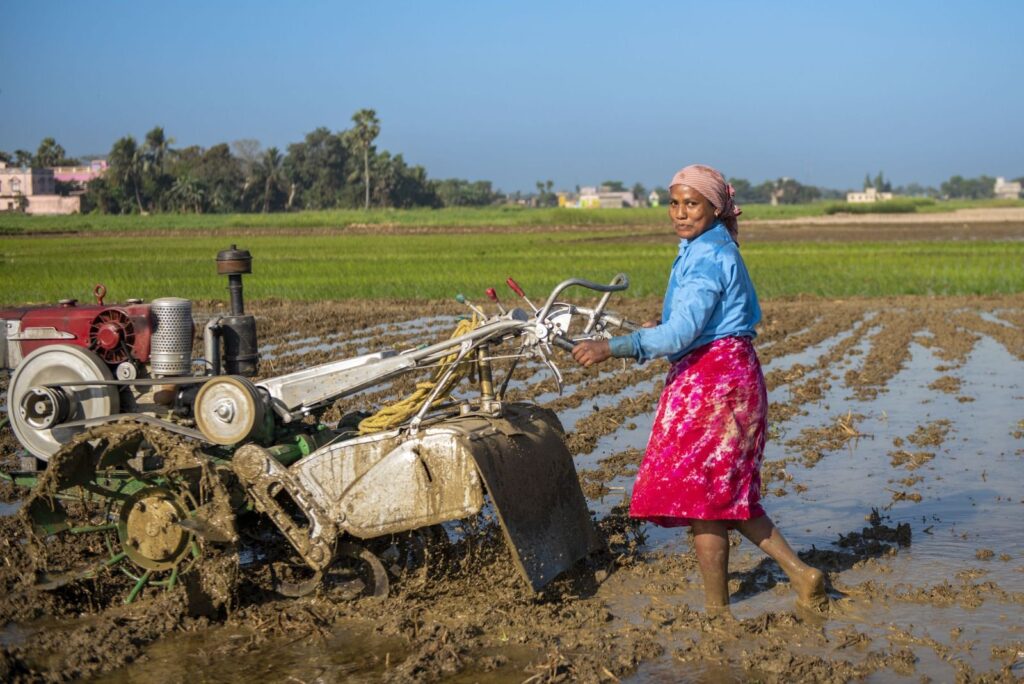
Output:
[52, 159, 108, 184]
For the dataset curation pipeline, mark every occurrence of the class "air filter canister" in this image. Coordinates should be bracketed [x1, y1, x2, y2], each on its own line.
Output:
[151, 297, 194, 375]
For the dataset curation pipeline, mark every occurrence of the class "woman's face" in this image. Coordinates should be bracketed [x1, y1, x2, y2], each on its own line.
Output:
[668, 185, 717, 240]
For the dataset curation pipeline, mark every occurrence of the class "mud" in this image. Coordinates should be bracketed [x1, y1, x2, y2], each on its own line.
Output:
[2, 292, 1024, 682]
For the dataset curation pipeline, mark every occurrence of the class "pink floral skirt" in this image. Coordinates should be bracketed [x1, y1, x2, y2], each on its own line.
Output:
[629, 336, 767, 527]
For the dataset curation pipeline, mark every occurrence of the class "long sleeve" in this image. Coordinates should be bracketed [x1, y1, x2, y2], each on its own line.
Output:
[625, 266, 722, 363]
[608, 222, 759, 363]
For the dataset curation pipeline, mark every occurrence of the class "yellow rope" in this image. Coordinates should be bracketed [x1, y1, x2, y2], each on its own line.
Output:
[358, 316, 479, 434]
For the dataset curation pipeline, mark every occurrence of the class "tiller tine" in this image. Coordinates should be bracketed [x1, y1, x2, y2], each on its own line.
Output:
[469, 408, 601, 592]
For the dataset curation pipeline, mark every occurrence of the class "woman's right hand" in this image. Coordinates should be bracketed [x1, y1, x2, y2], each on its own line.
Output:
[572, 339, 612, 368]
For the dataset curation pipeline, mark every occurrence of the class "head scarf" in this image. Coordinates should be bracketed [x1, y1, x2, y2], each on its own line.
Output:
[669, 164, 742, 242]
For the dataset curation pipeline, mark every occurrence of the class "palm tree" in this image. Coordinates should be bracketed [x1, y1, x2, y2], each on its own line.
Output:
[351, 109, 380, 210]
[259, 147, 284, 213]
[144, 126, 175, 174]
[170, 175, 205, 213]
[34, 137, 69, 167]
[109, 136, 145, 214]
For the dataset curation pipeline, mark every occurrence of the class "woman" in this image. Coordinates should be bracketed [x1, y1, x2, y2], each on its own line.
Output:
[572, 164, 827, 614]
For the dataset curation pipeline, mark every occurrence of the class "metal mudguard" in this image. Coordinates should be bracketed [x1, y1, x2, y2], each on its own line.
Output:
[291, 402, 599, 591]
[464, 403, 602, 591]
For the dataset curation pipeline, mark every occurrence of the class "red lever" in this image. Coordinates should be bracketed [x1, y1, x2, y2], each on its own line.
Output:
[506, 278, 525, 297]
[486, 287, 499, 302]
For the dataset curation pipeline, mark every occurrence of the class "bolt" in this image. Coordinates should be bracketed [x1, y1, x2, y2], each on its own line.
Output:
[214, 400, 235, 423]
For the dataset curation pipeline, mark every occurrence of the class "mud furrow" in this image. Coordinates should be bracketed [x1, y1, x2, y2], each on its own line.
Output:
[952, 310, 1024, 360]
[843, 309, 928, 400]
[759, 305, 866, 365]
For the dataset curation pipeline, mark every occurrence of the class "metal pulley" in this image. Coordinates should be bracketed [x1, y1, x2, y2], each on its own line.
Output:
[193, 375, 265, 445]
[8, 345, 120, 460]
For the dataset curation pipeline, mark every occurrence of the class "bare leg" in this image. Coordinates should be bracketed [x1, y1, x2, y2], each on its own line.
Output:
[690, 520, 731, 613]
[736, 514, 827, 609]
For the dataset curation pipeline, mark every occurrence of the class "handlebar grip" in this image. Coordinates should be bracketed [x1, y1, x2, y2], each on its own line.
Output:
[551, 334, 577, 352]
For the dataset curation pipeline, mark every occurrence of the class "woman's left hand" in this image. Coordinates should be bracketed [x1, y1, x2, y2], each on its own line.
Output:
[572, 339, 612, 367]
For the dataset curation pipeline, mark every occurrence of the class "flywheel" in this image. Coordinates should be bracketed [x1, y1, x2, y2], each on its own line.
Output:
[8, 344, 119, 461]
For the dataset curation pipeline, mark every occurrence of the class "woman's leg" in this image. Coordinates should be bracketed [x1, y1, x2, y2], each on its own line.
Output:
[736, 514, 827, 608]
[690, 519, 731, 611]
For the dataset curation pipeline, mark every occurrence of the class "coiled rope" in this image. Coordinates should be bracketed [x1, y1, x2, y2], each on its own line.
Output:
[358, 316, 479, 434]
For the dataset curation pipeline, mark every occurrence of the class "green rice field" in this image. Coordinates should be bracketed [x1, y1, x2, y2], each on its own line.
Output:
[1, 231, 1021, 306]
[1, 198, 1021, 235]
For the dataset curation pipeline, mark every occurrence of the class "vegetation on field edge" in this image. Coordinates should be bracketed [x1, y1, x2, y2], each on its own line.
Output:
[1, 198, 1021, 235]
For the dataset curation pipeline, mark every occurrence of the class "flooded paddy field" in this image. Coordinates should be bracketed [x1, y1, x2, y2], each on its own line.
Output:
[1, 293, 1023, 683]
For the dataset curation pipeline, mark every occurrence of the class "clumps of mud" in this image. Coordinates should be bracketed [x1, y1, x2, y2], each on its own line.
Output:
[2, 592, 199, 681]
[793, 510, 913, 581]
[928, 375, 962, 394]
[785, 412, 866, 467]
[887, 419, 953, 485]
[578, 447, 643, 499]
[2, 293, 1024, 682]
[837, 509, 912, 556]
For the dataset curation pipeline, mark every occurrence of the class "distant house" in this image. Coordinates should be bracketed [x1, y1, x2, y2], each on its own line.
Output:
[846, 187, 894, 203]
[0, 164, 81, 214]
[52, 159, 108, 186]
[648, 190, 660, 207]
[994, 177, 1022, 200]
[576, 185, 636, 209]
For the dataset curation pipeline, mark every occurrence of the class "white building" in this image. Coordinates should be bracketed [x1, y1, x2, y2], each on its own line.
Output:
[577, 186, 637, 209]
[994, 177, 1022, 200]
[846, 187, 894, 203]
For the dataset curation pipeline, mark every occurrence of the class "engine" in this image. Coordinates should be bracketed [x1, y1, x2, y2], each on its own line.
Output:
[2, 246, 259, 464]
[1, 298, 183, 376]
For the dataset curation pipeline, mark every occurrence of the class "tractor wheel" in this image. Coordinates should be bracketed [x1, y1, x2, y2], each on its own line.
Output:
[22, 423, 235, 604]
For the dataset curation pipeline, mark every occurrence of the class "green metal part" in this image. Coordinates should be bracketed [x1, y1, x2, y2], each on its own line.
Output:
[26, 498, 71, 536]
[0, 470, 37, 489]
[264, 427, 338, 466]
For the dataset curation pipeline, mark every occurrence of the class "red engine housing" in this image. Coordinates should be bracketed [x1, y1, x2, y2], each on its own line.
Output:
[1, 301, 153, 370]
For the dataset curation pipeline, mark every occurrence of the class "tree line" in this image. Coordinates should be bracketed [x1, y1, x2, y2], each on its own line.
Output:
[2, 119, 1020, 213]
[0, 110, 502, 214]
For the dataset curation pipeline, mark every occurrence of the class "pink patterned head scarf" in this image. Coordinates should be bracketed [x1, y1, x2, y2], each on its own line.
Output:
[669, 164, 742, 242]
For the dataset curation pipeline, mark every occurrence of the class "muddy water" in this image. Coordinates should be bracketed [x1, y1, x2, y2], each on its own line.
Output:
[3, 296, 1024, 683]
[89, 620, 412, 684]
[622, 333, 1024, 682]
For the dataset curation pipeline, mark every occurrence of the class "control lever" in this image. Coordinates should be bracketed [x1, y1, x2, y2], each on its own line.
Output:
[455, 293, 486, 318]
[485, 287, 507, 315]
[506, 278, 538, 313]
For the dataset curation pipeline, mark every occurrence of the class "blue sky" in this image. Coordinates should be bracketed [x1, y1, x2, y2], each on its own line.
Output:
[3, 1, 1022, 192]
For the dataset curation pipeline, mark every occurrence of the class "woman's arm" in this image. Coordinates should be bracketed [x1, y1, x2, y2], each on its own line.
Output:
[612, 269, 722, 362]
[573, 315, 659, 367]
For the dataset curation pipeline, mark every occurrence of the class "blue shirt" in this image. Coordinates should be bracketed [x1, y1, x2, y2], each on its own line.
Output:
[609, 222, 761, 363]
